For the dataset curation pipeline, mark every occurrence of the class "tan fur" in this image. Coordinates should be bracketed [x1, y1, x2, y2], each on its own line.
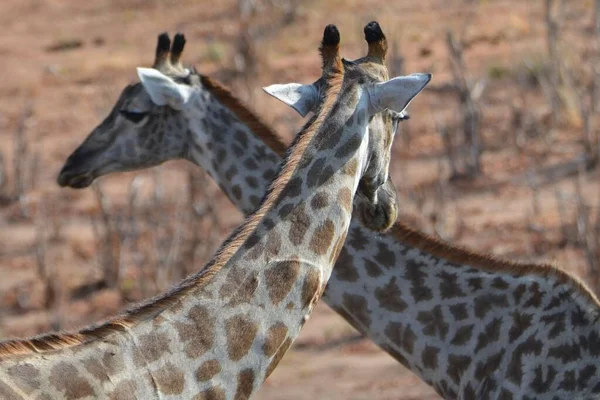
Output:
[319, 41, 343, 75]
[366, 37, 387, 62]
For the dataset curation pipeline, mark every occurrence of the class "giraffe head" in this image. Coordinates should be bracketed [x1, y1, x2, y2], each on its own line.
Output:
[269, 24, 430, 232]
[57, 33, 199, 188]
[264, 21, 415, 231]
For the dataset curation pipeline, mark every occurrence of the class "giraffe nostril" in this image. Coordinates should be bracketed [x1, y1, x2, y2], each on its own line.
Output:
[57, 153, 95, 188]
[56, 169, 94, 188]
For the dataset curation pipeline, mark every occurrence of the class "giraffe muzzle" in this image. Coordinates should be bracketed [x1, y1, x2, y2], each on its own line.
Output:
[57, 163, 96, 188]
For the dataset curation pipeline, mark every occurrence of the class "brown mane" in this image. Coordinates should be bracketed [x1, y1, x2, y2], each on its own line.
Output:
[0, 62, 346, 361]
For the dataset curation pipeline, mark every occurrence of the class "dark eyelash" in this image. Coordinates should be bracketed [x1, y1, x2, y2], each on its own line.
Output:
[391, 111, 410, 122]
[120, 110, 148, 123]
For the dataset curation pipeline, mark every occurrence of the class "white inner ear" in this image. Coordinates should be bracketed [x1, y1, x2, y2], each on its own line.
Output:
[263, 83, 318, 117]
[367, 73, 431, 115]
[137, 67, 194, 110]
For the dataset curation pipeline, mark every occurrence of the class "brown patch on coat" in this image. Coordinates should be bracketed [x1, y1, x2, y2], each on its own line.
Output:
[343, 158, 358, 176]
[311, 192, 329, 210]
[337, 187, 353, 214]
[263, 323, 289, 356]
[265, 260, 300, 305]
[374, 277, 408, 312]
[225, 315, 258, 361]
[287, 203, 311, 246]
[310, 219, 336, 256]
[342, 294, 371, 326]
[235, 369, 255, 400]
[7, 363, 40, 393]
[193, 386, 226, 400]
[175, 305, 216, 359]
[154, 362, 186, 395]
[301, 268, 322, 308]
[196, 359, 222, 382]
[107, 380, 137, 400]
[134, 331, 172, 366]
[49, 362, 95, 399]
[82, 357, 108, 382]
[227, 271, 259, 307]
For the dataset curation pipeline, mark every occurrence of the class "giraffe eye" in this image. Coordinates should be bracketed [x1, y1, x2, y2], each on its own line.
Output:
[120, 110, 148, 123]
[390, 111, 409, 136]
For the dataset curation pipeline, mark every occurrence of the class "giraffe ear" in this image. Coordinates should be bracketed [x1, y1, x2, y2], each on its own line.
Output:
[367, 73, 431, 115]
[137, 67, 193, 110]
[263, 83, 318, 117]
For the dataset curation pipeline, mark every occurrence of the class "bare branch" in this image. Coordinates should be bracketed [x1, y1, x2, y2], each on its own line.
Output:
[13, 100, 34, 217]
[445, 30, 483, 177]
[92, 182, 120, 287]
[544, 0, 562, 125]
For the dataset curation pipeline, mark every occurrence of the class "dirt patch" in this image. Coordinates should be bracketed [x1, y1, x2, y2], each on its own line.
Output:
[0, 1, 598, 399]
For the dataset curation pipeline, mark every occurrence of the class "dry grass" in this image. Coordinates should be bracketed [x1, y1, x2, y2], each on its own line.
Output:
[0, 1, 600, 399]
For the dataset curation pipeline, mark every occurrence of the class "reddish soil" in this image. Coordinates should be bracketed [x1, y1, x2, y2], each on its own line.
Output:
[0, 0, 598, 398]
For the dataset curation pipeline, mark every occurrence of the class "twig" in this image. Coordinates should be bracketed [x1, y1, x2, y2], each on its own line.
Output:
[35, 200, 56, 309]
[92, 182, 120, 287]
[544, 0, 562, 126]
[435, 113, 459, 178]
[13, 100, 34, 217]
[445, 30, 484, 178]
[527, 168, 540, 217]
[162, 197, 187, 286]
[596, 0, 600, 41]
[432, 158, 448, 240]
[0, 151, 5, 194]
[555, 189, 572, 244]
[574, 164, 599, 287]
[120, 176, 145, 289]
[182, 169, 202, 275]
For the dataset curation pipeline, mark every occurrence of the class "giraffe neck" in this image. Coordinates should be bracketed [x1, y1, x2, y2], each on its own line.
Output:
[0, 74, 378, 400]
[175, 79, 600, 398]
[181, 76, 284, 215]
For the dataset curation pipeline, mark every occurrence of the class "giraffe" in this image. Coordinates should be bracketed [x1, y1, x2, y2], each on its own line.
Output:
[57, 24, 600, 399]
[3, 25, 430, 399]
[264, 20, 402, 233]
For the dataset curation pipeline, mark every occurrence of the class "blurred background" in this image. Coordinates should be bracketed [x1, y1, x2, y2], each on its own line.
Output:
[0, 0, 599, 398]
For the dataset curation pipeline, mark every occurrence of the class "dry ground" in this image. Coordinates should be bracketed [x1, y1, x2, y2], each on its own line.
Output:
[0, 0, 599, 398]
